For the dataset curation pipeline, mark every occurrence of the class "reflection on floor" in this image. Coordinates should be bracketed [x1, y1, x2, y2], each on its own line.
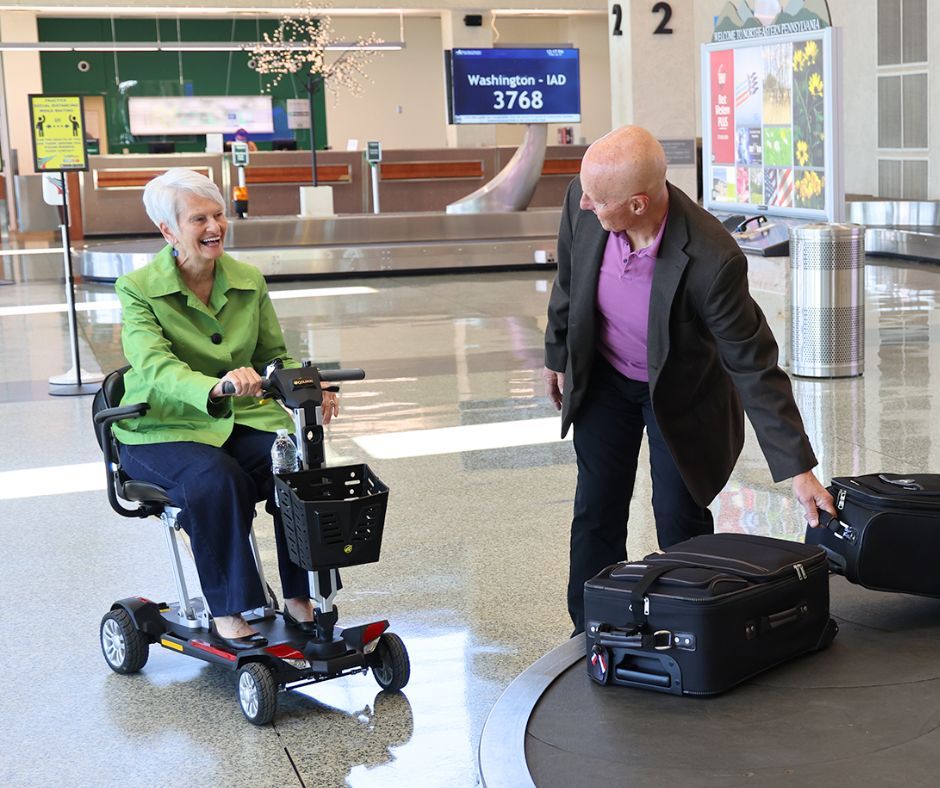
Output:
[0, 258, 938, 787]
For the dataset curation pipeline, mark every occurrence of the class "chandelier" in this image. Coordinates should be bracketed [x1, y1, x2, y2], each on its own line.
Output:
[248, 0, 384, 98]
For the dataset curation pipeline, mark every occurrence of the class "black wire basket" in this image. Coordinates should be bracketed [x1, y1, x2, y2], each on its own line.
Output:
[274, 464, 389, 571]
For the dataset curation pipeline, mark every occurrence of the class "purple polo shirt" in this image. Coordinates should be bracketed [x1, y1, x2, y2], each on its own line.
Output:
[595, 214, 668, 382]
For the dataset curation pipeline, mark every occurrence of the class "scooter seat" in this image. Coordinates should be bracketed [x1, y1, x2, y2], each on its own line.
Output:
[121, 479, 173, 506]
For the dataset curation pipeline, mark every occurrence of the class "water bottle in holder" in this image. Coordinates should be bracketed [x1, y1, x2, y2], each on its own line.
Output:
[271, 429, 299, 475]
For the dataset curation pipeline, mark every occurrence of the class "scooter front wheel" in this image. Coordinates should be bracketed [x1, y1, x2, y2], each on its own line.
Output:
[372, 632, 410, 692]
[100, 608, 149, 674]
[237, 662, 278, 725]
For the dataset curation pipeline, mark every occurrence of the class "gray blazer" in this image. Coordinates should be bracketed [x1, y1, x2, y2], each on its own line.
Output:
[545, 180, 817, 506]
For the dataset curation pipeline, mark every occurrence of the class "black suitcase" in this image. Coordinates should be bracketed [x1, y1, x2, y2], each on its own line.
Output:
[805, 473, 940, 597]
[584, 533, 837, 696]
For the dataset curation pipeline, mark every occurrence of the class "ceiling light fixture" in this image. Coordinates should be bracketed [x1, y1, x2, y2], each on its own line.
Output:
[0, 5, 432, 18]
[0, 40, 404, 52]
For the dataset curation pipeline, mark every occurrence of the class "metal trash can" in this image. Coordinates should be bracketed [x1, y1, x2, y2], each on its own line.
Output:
[789, 223, 865, 378]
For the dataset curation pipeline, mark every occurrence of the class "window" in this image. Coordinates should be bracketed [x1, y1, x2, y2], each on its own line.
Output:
[877, 0, 928, 197]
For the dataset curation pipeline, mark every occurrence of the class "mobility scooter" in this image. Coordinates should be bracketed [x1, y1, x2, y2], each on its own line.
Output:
[93, 361, 409, 725]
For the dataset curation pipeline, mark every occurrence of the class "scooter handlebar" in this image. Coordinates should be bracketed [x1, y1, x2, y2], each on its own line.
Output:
[319, 368, 366, 382]
[219, 370, 363, 397]
[219, 377, 272, 397]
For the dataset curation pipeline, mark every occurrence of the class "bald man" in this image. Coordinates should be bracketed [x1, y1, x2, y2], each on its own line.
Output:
[544, 126, 834, 633]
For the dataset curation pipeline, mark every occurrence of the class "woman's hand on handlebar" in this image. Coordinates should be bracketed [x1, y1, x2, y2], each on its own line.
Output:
[321, 383, 339, 425]
[212, 367, 265, 399]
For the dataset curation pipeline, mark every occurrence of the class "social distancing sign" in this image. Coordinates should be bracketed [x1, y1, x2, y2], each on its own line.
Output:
[29, 95, 89, 172]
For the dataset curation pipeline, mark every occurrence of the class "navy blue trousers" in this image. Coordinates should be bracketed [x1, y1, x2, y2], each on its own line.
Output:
[569, 357, 714, 633]
[120, 425, 309, 616]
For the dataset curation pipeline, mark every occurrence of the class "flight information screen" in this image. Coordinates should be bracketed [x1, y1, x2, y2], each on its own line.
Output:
[446, 48, 581, 124]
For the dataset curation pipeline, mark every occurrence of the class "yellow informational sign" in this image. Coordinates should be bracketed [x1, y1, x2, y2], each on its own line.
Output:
[29, 94, 88, 172]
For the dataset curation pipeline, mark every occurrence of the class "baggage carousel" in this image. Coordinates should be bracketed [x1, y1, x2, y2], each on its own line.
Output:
[480, 576, 940, 787]
[847, 200, 940, 262]
[77, 210, 561, 282]
[717, 201, 940, 262]
[74, 201, 940, 284]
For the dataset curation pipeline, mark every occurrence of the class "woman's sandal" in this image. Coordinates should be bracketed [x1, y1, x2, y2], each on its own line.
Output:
[213, 620, 267, 650]
[282, 607, 317, 635]
[217, 632, 268, 650]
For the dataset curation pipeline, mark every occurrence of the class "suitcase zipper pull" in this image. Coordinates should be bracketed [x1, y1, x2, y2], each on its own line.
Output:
[590, 646, 608, 674]
[837, 489, 846, 510]
[794, 563, 807, 581]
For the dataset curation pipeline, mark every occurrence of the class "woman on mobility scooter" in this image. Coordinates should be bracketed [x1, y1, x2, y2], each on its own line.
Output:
[113, 167, 339, 649]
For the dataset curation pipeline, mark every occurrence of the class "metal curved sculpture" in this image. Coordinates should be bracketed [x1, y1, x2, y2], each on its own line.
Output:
[446, 124, 548, 214]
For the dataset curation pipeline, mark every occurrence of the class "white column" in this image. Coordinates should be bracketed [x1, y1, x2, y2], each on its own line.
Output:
[566, 13, 612, 145]
[440, 10, 497, 149]
[607, 0, 698, 198]
[0, 12, 43, 176]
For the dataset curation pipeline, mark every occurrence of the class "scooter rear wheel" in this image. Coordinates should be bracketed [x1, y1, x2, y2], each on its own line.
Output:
[372, 632, 410, 692]
[100, 608, 149, 674]
[237, 662, 278, 725]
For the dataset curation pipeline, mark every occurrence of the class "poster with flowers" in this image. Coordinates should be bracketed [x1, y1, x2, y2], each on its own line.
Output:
[792, 37, 826, 209]
[702, 26, 838, 220]
[795, 169, 825, 210]
[792, 38, 825, 168]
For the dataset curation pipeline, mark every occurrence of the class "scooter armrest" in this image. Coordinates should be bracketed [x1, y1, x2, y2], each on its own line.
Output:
[94, 402, 150, 426]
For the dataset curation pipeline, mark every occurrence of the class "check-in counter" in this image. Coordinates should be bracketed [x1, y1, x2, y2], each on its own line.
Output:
[80, 153, 225, 236]
[526, 145, 584, 208]
[77, 145, 587, 236]
[373, 148, 499, 213]
[372, 145, 583, 214]
[223, 150, 364, 217]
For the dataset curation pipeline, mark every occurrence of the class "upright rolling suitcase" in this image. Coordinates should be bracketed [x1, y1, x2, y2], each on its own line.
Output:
[584, 533, 837, 696]
[805, 473, 940, 597]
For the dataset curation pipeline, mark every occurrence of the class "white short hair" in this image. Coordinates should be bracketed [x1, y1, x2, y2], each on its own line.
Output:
[142, 168, 225, 234]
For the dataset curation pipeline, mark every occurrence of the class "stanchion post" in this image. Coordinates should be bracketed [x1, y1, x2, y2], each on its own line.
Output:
[48, 175, 102, 396]
[366, 140, 382, 215]
[62, 185, 80, 385]
[370, 164, 380, 214]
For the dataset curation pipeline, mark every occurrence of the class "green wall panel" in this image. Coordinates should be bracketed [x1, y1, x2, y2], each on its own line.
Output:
[37, 17, 328, 154]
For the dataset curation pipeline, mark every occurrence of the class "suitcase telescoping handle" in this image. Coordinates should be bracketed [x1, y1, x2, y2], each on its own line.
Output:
[615, 666, 672, 688]
[595, 625, 674, 651]
[818, 509, 858, 544]
[591, 627, 683, 693]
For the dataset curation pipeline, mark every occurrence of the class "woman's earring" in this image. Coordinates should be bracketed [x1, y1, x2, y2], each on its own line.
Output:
[171, 247, 179, 258]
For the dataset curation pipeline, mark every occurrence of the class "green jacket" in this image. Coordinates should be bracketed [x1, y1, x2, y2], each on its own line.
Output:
[113, 246, 295, 446]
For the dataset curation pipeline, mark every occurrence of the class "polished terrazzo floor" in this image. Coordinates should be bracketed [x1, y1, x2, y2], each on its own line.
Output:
[1, 247, 938, 787]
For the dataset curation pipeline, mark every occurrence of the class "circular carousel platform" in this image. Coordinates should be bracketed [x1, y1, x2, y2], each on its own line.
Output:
[480, 577, 940, 787]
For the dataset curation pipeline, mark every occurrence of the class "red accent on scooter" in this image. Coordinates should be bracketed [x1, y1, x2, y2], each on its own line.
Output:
[191, 640, 237, 661]
[362, 621, 389, 646]
[265, 643, 306, 660]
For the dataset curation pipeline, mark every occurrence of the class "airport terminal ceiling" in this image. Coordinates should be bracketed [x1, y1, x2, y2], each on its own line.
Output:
[0, 1, 609, 16]
[0, 0, 936, 200]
